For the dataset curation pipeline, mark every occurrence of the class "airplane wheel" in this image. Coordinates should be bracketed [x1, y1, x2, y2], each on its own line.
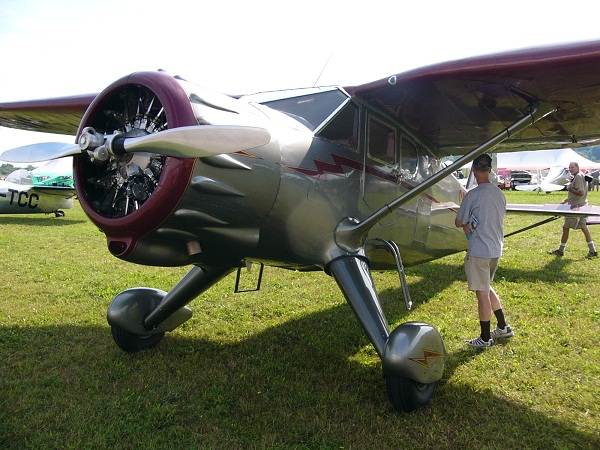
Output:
[385, 375, 436, 412]
[110, 325, 164, 352]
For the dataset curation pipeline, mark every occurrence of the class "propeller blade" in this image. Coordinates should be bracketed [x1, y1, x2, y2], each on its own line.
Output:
[0, 142, 80, 163]
[117, 125, 271, 158]
[0, 125, 272, 164]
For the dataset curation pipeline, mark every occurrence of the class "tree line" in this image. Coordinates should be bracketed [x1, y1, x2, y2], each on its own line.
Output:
[0, 163, 36, 177]
[575, 145, 600, 162]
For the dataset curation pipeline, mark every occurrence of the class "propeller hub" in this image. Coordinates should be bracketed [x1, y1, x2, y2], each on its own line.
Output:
[78, 127, 105, 150]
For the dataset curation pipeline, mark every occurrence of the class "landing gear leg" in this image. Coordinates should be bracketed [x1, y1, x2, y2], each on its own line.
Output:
[328, 255, 389, 357]
[143, 265, 235, 330]
[328, 255, 445, 412]
[107, 265, 236, 352]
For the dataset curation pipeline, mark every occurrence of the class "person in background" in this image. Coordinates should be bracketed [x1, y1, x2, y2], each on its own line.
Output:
[455, 153, 514, 349]
[549, 162, 598, 258]
[591, 170, 599, 191]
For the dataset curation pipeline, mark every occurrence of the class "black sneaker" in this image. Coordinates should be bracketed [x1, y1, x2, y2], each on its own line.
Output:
[587, 251, 598, 259]
[549, 249, 564, 256]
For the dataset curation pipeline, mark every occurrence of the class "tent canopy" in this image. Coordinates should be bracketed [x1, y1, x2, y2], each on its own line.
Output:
[497, 149, 600, 171]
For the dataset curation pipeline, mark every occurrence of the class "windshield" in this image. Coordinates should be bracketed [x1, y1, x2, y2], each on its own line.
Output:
[260, 89, 348, 131]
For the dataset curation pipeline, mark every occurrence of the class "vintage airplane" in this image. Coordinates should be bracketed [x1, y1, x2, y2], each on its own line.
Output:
[29, 157, 74, 188]
[2, 40, 600, 412]
[515, 167, 566, 192]
[0, 166, 75, 216]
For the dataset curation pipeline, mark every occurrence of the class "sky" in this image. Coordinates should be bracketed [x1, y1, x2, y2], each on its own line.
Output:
[2, 0, 600, 164]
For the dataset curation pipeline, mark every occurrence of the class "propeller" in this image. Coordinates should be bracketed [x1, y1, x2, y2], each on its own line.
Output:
[111, 125, 271, 158]
[0, 125, 272, 163]
[0, 142, 80, 163]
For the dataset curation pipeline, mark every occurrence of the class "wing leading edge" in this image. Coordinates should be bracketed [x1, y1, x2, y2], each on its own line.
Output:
[0, 94, 96, 135]
[507, 203, 600, 216]
[31, 186, 77, 198]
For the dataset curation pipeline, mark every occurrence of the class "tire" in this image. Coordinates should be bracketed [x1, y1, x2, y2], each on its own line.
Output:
[111, 325, 164, 352]
[385, 375, 436, 412]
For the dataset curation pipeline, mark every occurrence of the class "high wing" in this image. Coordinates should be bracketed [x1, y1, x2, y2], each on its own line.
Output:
[2, 41, 600, 156]
[344, 40, 600, 156]
[0, 94, 96, 134]
[30, 185, 77, 197]
[506, 203, 600, 216]
[504, 203, 600, 238]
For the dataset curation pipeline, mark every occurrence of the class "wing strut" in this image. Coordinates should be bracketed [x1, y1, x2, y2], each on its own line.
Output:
[504, 216, 560, 238]
[335, 101, 557, 252]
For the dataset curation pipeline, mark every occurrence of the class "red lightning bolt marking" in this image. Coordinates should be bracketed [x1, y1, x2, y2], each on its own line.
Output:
[409, 349, 445, 367]
[246, 151, 460, 207]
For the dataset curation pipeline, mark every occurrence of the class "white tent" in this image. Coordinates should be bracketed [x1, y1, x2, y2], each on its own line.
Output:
[497, 149, 600, 171]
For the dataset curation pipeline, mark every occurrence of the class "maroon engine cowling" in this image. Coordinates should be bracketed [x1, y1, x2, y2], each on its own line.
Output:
[73, 72, 197, 259]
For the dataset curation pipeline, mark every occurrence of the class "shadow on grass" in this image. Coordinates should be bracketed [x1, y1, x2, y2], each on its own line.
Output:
[377, 256, 587, 315]
[497, 254, 584, 283]
[1, 299, 598, 449]
[372, 260, 466, 316]
[0, 215, 85, 227]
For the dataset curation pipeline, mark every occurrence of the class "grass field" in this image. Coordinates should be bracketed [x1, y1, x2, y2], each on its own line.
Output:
[1, 190, 599, 449]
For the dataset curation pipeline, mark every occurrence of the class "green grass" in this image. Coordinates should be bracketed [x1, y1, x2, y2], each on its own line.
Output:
[1, 190, 599, 449]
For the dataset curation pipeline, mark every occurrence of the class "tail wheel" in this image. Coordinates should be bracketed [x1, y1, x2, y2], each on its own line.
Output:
[385, 375, 436, 412]
[111, 325, 164, 352]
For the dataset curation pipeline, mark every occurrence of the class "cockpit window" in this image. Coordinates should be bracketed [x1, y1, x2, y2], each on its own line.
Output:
[316, 102, 359, 151]
[261, 89, 348, 131]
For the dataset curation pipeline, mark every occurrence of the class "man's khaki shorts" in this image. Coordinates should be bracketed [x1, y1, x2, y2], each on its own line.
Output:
[563, 216, 588, 230]
[465, 255, 499, 292]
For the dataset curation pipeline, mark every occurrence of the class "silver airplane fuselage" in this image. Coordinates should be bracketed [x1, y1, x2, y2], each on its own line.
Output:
[74, 75, 467, 272]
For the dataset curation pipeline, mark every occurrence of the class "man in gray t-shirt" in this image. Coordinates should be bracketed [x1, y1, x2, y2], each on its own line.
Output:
[455, 154, 514, 348]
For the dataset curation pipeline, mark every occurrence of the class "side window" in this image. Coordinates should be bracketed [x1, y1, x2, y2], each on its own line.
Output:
[368, 117, 396, 164]
[399, 134, 419, 180]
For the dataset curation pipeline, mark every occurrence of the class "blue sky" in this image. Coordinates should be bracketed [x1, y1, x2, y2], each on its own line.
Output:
[2, 0, 600, 161]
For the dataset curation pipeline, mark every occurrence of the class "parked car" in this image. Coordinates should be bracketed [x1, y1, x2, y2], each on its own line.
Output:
[496, 174, 506, 189]
[507, 170, 532, 189]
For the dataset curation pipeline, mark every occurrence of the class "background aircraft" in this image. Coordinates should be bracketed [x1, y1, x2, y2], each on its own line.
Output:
[2, 41, 600, 412]
[29, 157, 74, 188]
[0, 161, 75, 216]
[514, 168, 566, 193]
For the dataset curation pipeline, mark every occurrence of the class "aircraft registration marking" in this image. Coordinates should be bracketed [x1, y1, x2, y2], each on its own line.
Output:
[1, 188, 40, 208]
